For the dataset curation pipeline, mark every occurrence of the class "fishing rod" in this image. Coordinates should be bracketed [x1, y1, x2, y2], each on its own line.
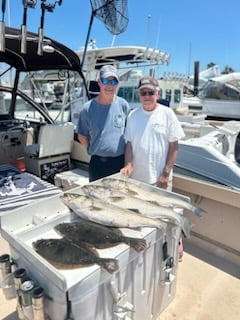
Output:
[37, 0, 62, 56]
[0, 0, 6, 52]
[21, 1, 37, 54]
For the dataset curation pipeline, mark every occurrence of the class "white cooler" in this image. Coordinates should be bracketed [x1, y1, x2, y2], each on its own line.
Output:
[0, 178, 183, 320]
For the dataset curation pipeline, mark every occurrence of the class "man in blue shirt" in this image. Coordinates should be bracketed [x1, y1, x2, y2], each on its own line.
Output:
[77, 65, 130, 182]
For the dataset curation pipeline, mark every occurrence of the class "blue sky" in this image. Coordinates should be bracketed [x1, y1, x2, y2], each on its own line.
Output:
[5, 0, 240, 77]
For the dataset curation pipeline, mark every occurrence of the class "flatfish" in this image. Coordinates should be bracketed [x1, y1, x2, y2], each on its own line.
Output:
[32, 238, 119, 274]
[61, 193, 166, 230]
[54, 220, 147, 252]
[101, 177, 206, 217]
[82, 185, 192, 238]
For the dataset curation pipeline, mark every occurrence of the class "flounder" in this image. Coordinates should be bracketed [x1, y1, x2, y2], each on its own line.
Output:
[32, 238, 119, 274]
[54, 220, 147, 252]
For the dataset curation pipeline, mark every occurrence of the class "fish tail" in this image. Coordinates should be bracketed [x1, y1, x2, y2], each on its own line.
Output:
[181, 217, 193, 239]
[191, 205, 206, 218]
[101, 258, 119, 274]
[127, 238, 147, 252]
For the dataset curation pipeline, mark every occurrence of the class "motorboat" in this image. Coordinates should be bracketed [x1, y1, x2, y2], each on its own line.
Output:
[176, 120, 240, 190]
[198, 72, 240, 120]
[72, 44, 171, 115]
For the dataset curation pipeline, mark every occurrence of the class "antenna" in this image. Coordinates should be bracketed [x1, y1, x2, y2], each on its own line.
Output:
[155, 17, 162, 49]
[187, 42, 192, 78]
[145, 14, 151, 47]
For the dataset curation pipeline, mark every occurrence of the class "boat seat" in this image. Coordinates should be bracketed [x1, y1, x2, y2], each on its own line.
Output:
[25, 122, 74, 158]
[24, 122, 74, 182]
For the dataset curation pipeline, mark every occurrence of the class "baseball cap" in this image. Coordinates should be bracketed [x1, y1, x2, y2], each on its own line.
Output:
[138, 76, 159, 91]
[99, 65, 119, 81]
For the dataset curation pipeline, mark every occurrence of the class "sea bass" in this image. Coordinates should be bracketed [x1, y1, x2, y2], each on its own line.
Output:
[101, 177, 206, 218]
[54, 220, 147, 252]
[61, 193, 166, 230]
[32, 238, 119, 274]
[82, 185, 192, 238]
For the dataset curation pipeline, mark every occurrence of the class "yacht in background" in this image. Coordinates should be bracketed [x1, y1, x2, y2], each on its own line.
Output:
[199, 72, 240, 120]
[158, 65, 221, 114]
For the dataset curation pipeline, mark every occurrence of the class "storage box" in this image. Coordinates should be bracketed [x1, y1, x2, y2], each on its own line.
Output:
[54, 168, 89, 191]
[1, 176, 183, 320]
[25, 154, 71, 183]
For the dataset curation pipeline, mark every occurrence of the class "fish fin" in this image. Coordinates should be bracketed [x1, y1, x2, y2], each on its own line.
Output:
[147, 200, 160, 206]
[110, 196, 125, 203]
[181, 217, 193, 239]
[126, 238, 147, 252]
[101, 258, 119, 274]
[94, 243, 120, 249]
[50, 261, 89, 270]
[92, 205, 104, 211]
[128, 208, 141, 214]
[126, 189, 139, 196]
[191, 206, 206, 218]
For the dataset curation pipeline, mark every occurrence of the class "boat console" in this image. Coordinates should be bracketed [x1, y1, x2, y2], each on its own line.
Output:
[0, 114, 34, 168]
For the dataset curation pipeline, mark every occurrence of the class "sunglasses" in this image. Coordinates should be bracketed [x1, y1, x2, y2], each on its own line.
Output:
[101, 78, 118, 85]
[139, 90, 156, 96]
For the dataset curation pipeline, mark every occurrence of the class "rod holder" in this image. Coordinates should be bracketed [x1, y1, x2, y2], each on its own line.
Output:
[20, 24, 27, 54]
[37, 27, 44, 55]
[0, 21, 5, 52]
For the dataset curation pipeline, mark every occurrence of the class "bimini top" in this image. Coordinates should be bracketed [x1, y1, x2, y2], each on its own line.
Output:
[1, 27, 82, 73]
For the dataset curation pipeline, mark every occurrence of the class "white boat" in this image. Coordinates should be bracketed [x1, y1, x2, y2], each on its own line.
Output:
[198, 72, 240, 120]
[70, 44, 171, 119]
[0, 27, 239, 320]
[176, 119, 240, 190]
[157, 65, 221, 113]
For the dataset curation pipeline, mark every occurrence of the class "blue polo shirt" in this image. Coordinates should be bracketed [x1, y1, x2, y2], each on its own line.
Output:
[77, 97, 130, 157]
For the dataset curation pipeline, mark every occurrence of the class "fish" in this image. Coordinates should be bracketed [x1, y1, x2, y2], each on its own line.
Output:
[32, 238, 119, 274]
[61, 193, 166, 230]
[54, 220, 147, 252]
[100, 177, 206, 218]
[82, 185, 193, 239]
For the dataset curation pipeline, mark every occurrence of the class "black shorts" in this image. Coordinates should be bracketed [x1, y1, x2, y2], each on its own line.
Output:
[89, 154, 124, 182]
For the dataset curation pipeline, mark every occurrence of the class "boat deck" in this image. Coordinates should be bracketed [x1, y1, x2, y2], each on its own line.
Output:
[1, 235, 239, 320]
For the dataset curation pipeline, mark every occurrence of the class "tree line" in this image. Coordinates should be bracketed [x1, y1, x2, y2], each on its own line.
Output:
[207, 62, 234, 74]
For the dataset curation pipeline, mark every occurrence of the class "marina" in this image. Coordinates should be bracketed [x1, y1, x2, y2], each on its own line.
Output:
[1, 1, 240, 319]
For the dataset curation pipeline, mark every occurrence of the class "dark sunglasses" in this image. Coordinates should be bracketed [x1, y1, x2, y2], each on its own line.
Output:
[101, 78, 118, 85]
[139, 90, 156, 96]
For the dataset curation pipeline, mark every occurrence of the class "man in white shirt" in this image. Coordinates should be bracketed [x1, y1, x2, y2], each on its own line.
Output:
[121, 76, 185, 190]
[120, 76, 185, 260]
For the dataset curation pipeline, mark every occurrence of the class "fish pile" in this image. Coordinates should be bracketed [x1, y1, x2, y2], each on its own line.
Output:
[82, 184, 193, 239]
[44, 176, 205, 273]
[32, 219, 148, 274]
[32, 238, 119, 274]
[61, 193, 166, 230]
[100, 177, 206, 218]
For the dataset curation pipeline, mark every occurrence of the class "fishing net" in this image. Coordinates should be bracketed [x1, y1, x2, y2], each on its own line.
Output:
[90, 0, 129, 35]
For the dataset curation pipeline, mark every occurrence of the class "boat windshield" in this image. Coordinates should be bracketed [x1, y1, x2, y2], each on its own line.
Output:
[199, 80, 240, 101]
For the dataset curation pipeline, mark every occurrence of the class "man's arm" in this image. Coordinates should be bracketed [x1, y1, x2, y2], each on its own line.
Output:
[120, 141, 134, 176]
[78, 133, 89, 149]
[163, 140, 179, 175]
[157, 140, 179, 189]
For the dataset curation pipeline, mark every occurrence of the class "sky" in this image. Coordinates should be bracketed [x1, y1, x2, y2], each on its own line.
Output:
[4, 0, 240, 77]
